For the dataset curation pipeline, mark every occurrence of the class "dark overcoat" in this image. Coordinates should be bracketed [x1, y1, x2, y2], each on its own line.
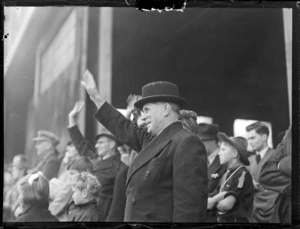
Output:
[207, 151, 227, 194]
[259, 139, 291, 224]
[95, 102, 208, 222]
[29, 152, 60, 180]
[248, 148, 279, 223]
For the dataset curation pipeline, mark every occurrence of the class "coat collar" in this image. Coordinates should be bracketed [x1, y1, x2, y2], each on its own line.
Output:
[126, 121, 183, 187]
[93, 152, 121, 170]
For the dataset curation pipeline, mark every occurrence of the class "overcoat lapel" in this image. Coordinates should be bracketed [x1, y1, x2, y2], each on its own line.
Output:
[126, 122, 182, 187]
[208, 152, 220, 178]
[257, 148, 273, 176]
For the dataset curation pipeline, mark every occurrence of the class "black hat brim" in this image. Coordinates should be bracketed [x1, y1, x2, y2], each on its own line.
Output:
[217, 132, 250, 166]
[134, 95, 187, 110]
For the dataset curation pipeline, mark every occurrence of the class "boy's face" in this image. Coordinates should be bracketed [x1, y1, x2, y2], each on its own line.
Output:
[72, 186, 86, 205]
[218, 141, 235, 165]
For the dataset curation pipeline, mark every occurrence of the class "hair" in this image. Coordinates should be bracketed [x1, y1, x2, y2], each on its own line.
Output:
[246, 121, 269, 136]
[68, 156, 93, 173]
[18, 172, 49, 207]
[179, 110, 198, 134]
[71, 172, 101, 198]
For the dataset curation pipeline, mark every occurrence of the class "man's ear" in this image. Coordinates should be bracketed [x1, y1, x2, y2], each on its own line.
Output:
[262, 134, 268, 142]
[44, 141, 52, 150]
[163, 103, 171, 116]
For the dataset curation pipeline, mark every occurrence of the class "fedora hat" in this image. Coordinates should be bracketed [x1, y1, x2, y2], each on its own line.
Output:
[217, 132, 250, 166]
[134, 81, 187, 110]
[33, 130, 60, 147]
[197, 123, 219, 140]
[95, 133, 123, 147]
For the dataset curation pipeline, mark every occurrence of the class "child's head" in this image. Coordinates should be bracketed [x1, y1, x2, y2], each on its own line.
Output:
[17, 171, 49, 209]
[71, 172, 100, 205]
[68, 156, 93, 173]
[12, 154, 29, 181]
[217, 132, 249, 166]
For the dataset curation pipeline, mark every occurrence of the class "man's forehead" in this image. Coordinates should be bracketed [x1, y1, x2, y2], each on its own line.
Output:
[142, 102, 166, 109]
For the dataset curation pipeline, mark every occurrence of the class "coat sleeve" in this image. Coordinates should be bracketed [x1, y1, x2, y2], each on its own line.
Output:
[278, 156, 291, 177]
[94, 102, 153, 153]
[173, 135, 208, 222]
[68, 125, 97, 159]
[259, 143, 291, 194]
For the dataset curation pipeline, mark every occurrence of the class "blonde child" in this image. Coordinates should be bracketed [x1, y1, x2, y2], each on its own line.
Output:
[68, 171, 100, 221]
[15, 171, 58, 222]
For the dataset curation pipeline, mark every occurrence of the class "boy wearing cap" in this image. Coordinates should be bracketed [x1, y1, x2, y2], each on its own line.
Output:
[81, 70, 207, 222]
[207, 132, 254, 223]
[29, 130, 60, 180]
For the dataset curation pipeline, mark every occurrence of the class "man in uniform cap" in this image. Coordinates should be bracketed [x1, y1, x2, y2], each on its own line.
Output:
[29, 130, 60, 180]
[81, 70, 208, 222]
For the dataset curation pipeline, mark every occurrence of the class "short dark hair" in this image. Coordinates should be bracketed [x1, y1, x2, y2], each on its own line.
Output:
[68, 156, 93, 173]
[246, 121, 269, 136]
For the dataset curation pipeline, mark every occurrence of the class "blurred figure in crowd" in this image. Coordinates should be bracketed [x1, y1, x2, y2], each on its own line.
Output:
[68, 101, 127, 221]
[82, 70, 208, 222]
[245, 121, 278, 223]
[197, 123, 227, 195]
[28, 130, 60, 180]
[208, 133, 254, 223]
[68, 171, 100, 221]
[49, 156, 94, 221]
[259, 126, 291, 224]
[179, 110, 198, 134]
[4, 155, 29, 221]
[58, 141, 80, 177]
[15, 172, 58, 222]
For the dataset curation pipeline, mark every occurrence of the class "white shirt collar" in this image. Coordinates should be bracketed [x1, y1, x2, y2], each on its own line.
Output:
[257, 146, 269, 159]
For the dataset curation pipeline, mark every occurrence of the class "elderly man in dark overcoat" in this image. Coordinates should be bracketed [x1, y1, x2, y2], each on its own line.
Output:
[81, 70, 208, 222]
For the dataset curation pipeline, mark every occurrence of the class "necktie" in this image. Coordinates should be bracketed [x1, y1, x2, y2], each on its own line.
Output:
[256, 154, 261, 164]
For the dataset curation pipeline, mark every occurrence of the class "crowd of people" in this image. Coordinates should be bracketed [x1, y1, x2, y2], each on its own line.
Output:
[3, 70, 291, 223]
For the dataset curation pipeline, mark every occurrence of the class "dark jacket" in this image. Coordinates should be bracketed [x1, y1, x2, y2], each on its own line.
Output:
[247, 148, 279, 223]
[94, 102, 208, 222]
[68, 125, 127, 221]
[68, 199, 99, 222]
[93, 154, 128, 221]
[15, 201, 58, 222]
[29, 152, 60, 180]
[106, 165, 128, 222]
[207, 151, 227, 194]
